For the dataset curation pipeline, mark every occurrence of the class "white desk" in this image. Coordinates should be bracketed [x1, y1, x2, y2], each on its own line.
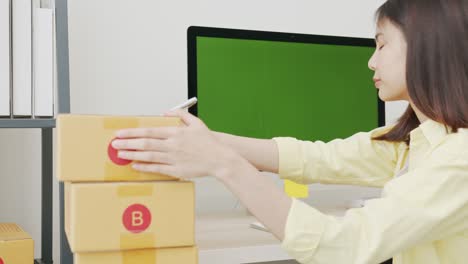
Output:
[196, 206, 347, 264]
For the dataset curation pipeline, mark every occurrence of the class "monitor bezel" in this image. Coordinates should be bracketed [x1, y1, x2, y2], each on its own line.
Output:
[187, 26, 385, 127]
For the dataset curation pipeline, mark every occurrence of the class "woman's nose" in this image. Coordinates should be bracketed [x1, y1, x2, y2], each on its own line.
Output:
[368, 51, 377, 71]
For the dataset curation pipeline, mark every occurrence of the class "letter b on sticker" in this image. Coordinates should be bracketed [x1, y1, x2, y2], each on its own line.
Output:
[122, 204, 152, 233]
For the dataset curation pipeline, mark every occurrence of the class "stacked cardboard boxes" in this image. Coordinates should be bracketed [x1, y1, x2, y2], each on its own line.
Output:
[0, 223, 34, 264]
[57, 114, 198, 264]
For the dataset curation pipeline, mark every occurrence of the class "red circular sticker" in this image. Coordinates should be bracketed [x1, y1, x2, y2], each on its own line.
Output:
[108, 138, 132, 166]
[122, 204, 152, 233]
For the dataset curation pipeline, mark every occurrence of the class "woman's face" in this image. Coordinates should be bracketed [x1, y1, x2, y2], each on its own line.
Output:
[368, 19, 410, 102]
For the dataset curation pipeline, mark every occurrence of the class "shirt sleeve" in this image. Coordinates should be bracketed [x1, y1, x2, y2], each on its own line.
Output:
[273, 125, 403, 187]
[280, 157, 468, 264]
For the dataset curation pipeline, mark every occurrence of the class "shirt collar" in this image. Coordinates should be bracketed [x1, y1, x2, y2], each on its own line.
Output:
[410, 119, 452, 147]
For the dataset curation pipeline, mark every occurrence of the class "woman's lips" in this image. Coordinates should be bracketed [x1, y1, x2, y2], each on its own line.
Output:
[373, 79, 382, 88]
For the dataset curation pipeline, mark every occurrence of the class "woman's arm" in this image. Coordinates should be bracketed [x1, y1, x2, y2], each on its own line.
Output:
[215, 152, 292, 240]
[213, 131, 279, 173]
[214, 125, 404, 188]
[274, 125, 404, 188]
[112, 112, 399, 242]
[113, 112, 292, 240]
[273, 157, 468, 264]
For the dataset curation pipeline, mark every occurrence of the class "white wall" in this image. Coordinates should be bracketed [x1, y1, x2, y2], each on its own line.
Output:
[0, 0, 410, 261]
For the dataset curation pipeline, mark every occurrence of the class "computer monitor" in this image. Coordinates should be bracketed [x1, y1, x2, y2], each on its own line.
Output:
[187, 26, 384, 143]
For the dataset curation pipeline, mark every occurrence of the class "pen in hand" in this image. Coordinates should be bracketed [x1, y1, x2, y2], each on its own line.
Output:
[169, 97, 198, 111]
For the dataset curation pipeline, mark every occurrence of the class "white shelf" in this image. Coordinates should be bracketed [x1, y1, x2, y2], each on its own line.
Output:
[0, 118, 55, 128]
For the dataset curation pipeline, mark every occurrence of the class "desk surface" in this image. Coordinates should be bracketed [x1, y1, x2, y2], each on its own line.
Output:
[195, 206, 347, 264]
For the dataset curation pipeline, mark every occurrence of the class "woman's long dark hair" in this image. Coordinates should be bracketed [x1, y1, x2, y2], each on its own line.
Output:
[372, 0, 468, 144]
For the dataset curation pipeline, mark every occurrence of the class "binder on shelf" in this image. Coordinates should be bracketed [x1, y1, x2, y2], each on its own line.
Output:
[33, 7, 54, 117]
[12, 0, 33, 117]
[0, 0, 11, 116]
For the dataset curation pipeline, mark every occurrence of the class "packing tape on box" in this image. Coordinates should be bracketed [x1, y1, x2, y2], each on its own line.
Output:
[120, 233, 156, 252]
[122, 249, 157, 264]
[117, 185, 154, 197]
[103, 117, 140, 130]
[118, 185, 156, 251]
[104, 162, 131, 181]
[104, 162, 167, 181]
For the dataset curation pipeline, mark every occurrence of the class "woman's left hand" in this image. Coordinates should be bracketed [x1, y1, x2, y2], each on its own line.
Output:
[111, 110, 240, 180]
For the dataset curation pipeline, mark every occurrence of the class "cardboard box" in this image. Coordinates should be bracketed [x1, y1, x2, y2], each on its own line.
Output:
[74, 246, 198, 264]
[65, 181, 195, 253]
[57, 114, 183, 182]
[0, 223, 34, 264]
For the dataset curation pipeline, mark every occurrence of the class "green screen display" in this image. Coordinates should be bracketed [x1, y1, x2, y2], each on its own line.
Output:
[195, 36, 379, 142]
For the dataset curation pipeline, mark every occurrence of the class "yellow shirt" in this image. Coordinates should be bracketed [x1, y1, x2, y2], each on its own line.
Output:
[273, 119, 468, 264]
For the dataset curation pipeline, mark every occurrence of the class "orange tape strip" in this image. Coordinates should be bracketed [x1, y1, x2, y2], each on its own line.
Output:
[104, 162, 131, 182]
[74, 249, 157, 264]
[117, 184, 156, 254]
[103, 117, 139, 130]
[117, 184, 154, 197]
[122, 248, 157, 264]
[120, 233, 156, 251]
[104, 162, 177, 182]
